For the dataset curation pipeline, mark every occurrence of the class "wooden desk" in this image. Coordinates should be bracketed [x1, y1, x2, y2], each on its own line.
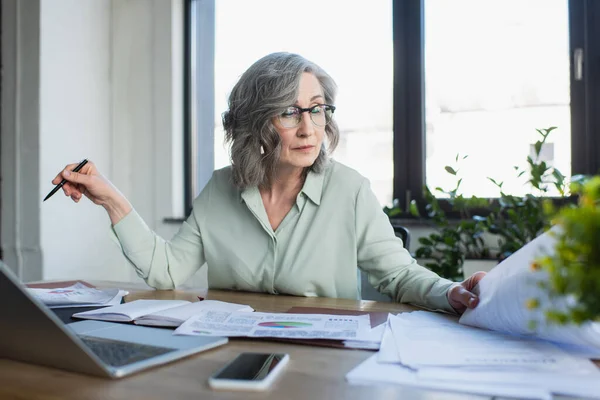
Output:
[0, 282, 575, 400]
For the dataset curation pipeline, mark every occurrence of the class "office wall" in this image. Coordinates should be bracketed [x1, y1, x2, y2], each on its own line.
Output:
[39, 0, 127, 281]
[35, 0, 197, 284]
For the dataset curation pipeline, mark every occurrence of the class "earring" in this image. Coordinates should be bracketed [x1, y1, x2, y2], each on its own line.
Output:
[260, 145, 265, 155]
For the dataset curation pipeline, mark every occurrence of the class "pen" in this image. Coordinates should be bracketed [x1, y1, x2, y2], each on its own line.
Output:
[43, 159, 89, 202]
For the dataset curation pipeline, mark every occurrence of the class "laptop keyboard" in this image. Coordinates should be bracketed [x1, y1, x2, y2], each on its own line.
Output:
[79, 336, 176, 367]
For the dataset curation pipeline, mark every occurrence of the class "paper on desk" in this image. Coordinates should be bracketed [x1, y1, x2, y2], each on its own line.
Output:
[460, 229, 600, 355]
[343, 321, 386, 349]
[346, 354, 551, 400]
[417, 358, 600, 400]
[49, 290, 128, 309]
[377, 319, 401, 363]
[390, 311, 583, 371]
[28, 283, 126, 308]
[174, 311, 371, 340]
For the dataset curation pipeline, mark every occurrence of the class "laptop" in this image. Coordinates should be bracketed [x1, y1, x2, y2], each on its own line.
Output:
[0, 262, 228, 378]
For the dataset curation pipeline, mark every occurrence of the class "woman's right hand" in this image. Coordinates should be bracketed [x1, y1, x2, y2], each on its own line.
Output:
[52, 160, 132, 224]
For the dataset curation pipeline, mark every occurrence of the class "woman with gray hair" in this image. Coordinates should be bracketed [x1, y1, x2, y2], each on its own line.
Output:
[51, 52, 483, 314]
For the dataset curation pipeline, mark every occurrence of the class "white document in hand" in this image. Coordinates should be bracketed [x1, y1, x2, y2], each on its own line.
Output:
[459, 229, 600, 354]
[73, 299, 191, 322]
[134, 300, 254, 327]
[390, 312, 583, 371]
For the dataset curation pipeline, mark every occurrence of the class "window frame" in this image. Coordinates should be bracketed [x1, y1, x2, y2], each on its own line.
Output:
[183, 0, 215, 217]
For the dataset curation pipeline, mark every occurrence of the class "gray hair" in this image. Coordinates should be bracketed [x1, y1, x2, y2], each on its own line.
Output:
[222, 52, 339, 189]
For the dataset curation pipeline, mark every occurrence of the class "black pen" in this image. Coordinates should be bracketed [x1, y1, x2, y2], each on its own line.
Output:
[43, 159, 89, 202]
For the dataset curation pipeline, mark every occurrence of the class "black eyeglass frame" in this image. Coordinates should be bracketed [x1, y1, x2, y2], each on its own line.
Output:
[278, 104, 336, 128]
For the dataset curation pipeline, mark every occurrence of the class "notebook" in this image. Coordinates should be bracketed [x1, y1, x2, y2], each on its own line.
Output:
[73, 299, 254, 327]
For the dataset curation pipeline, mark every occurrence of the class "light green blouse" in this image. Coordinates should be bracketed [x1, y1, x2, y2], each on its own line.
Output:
[112, 160, 456, 313]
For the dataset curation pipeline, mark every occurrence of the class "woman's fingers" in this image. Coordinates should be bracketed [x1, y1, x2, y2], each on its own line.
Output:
[63, 182, 73, 196]
[49, 160, 102, 204]
[449, 285, 477, 312]
[62, 182, 86, 199]
[53, 162, 84, 185]
[61, 170, 93, 188]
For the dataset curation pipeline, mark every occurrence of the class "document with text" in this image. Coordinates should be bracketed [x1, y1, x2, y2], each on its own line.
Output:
[460, 229, 600, 357]
[28, 283, 126, 308]
[174, 311, 372, 340]
[390, 312, 583, 371]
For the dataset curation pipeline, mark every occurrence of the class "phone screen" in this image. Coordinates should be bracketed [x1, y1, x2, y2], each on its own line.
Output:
[212, 353, 287, 381]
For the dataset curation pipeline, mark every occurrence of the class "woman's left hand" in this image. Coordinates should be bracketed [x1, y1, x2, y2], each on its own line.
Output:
[447, 271, 487, 314]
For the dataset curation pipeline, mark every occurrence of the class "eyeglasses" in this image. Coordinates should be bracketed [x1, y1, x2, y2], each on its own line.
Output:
[278, 104, 336, 128]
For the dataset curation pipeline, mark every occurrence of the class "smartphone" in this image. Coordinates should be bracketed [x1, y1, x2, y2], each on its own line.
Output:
[208, 352, 289, 391]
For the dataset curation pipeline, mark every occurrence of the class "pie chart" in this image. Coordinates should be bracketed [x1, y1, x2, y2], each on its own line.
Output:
[258, 321, 313, 328]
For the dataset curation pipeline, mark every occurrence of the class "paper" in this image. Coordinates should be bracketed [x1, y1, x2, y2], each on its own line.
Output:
[460, 229, 600, 353]
[377, 320, 401, 363]
[28, 283, 125, 308]
[175, 311, 371, 340]
[417, 360, 600, 400]
[346, 354, 551, 400]
[343, 322, 386, 349]
[134, 300, 254, 327]
[390, 311, 583, 371]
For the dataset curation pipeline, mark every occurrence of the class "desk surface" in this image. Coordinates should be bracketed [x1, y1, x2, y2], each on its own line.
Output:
[0, 281, 590, 400]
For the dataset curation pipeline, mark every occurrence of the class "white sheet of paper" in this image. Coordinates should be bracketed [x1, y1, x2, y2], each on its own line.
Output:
[49, 289, 128, 309]
[417, 359, 600, 400]
[346, 354, 551, 400]
[460, 229, 600, 353]
[390, 311, 583, 371]
[377, 320, 402, 363]
[343, 321, 386, 349]
[29, 283, 121, 307]
[175, 311, 372, 340]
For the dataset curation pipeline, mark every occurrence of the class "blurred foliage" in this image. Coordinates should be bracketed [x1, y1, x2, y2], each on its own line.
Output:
[533, 176, 600, 324]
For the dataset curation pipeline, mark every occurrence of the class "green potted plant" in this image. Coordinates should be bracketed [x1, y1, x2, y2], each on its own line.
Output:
[384, 127, 570, 282]
[407, 154, 493, 281]
[533, 175, 600, 324]
[485, 127, 569, 261]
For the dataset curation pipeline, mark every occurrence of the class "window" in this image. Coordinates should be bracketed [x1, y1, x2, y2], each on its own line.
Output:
[187, 0, 600, 214]
[393, 0, 600, 213]
[211, 0, 394, 206]
[424, 0, 570, 198]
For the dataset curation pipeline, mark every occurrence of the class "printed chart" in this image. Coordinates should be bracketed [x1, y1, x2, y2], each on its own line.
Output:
[258, 321, 313, 329]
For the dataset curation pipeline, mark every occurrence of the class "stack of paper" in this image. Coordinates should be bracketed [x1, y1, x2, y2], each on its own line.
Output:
[346, 230, 600, 399]
[28, 283, 127, 309]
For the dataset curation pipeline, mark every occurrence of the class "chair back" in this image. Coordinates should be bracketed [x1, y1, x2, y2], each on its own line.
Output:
[359, 224, 411, 302]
